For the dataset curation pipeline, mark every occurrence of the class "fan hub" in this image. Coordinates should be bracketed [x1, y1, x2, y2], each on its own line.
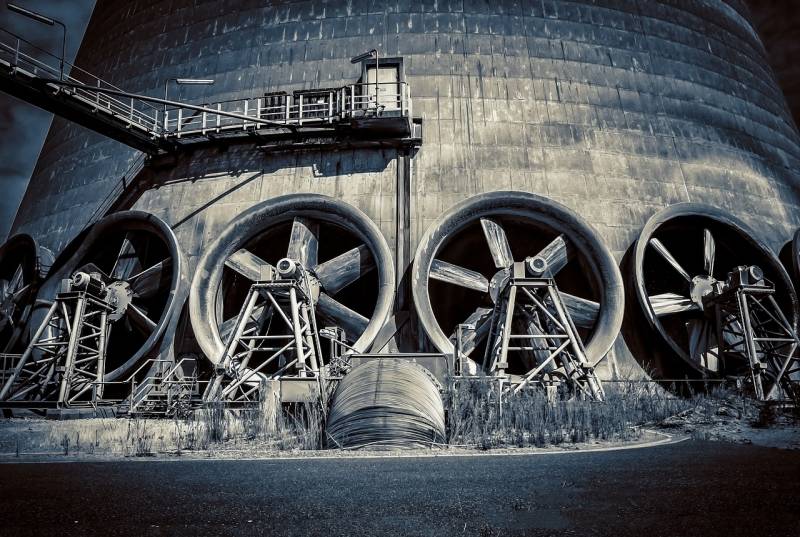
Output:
[489, 269, 511, 304]
[690, 275, 716, 309]
[105, 280, 134, 322]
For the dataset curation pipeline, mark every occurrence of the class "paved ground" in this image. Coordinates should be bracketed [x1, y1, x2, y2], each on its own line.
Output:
[0, 440, 798, 536]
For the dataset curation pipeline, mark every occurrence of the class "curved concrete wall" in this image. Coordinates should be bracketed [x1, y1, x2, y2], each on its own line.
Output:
[10, 0, 800, 373]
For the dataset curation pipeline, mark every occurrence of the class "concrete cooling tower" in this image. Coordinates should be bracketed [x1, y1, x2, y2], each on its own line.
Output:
[2, 0, 800, 411]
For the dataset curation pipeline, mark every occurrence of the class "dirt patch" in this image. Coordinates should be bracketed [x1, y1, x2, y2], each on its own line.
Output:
[656, 393, 800, 449]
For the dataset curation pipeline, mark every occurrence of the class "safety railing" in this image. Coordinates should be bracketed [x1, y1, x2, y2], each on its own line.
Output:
[0, 28, 161, 134]
[163, 82, 412, 137]
[1, 26, 414, 144]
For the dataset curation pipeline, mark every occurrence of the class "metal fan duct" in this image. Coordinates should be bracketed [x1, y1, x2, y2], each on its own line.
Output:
[189, 193, 395, 368]
[32, 210, 184, 381]
[412, 191, 624, 375]
[631, 203, 799, 379]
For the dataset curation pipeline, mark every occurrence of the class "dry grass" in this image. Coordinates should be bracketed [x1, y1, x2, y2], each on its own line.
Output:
[2, 389, 326, 456]
[4, 377, 776, 456]
[447, 379, 699, 449]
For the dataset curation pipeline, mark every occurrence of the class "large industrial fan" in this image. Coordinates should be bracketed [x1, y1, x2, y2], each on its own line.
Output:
[189, 193, 394, 402]
[631, 203, 799, 399]
[412, 191, 624, 397]
[0, 211, 184, 406]
[779, 228, 800, 292]
[0, 234, 53, 354]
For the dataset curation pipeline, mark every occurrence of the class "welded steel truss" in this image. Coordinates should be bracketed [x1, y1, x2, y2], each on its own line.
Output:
[0, 283, 111, 407]
[204, 277, 325, 404]
[706, 276, 800, 400]
[482, 275, 604, 400]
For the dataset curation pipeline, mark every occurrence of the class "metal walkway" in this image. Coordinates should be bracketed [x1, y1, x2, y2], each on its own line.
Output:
[0, 28, 420, 156]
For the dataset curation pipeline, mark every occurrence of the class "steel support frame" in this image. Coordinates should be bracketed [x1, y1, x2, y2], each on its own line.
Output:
[712, 284, 800, 400]
[482, 277, 604, 400]
[0, 289, 111, 408]
[204, 279, 325, 404]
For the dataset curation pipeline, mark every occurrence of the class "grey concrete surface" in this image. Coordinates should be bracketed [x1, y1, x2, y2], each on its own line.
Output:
[0, 440, 798, 536]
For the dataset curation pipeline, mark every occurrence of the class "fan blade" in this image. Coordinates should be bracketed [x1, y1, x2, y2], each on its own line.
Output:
[286, 217, 319, 268]
[480, 218, 514, 269]
[130, 259, 172, 298]
[11, 283, 32, 304]
[127, 304, 157, 335]
[560, 292, 600, 328]
[686, 319, 719, 372]
[110, 235, 142, 281]
[225, 249, 274, 281]
[703, 228, 715, 277]
[649, 293, 699, 317]
[314, 245, 374, 295]
[316, 293, 368, 339]
[8, 264, 24, 294]
[448, 307, 493, 356]
[649, 238, 692, 283]
[530, 235, 571, 276]
[430, 259, 489, 293]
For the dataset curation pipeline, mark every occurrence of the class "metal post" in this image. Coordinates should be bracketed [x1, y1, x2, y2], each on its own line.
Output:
[298, 94, 304, 125]
[55, 19, 66, 81]
[737, 290, 765, 400]
[374, 49, 379, 110]
[243, 100, 249, 130]
[58, 294, 87, 407]
[94, 310, 108, 400]
[289, 287, 307, 377]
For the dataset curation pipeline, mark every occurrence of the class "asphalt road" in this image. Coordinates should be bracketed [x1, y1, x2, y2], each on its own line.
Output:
[0, 440, 798, 537]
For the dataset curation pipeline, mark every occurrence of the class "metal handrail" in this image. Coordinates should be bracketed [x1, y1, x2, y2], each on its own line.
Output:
[0, 24, 415, 156]
[0, 28, 160, 129]
[164, 82, 411, 136]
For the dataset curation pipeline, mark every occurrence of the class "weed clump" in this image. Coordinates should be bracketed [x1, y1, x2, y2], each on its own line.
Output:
[447, 379, 695, 448]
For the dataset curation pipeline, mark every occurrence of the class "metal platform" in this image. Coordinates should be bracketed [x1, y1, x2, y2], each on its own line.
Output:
[0, 28, 421, 157]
